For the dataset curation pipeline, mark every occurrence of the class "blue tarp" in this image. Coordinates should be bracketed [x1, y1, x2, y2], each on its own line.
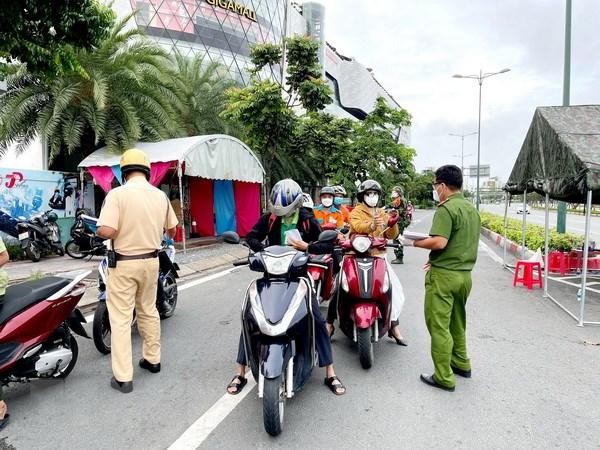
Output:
[213, 180, 237, 235]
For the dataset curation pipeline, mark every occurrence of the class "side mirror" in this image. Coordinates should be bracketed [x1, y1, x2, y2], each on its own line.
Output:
[318, 230, 338, 243]
[222, 231, 241, 245]
[339, 227, 349, 235]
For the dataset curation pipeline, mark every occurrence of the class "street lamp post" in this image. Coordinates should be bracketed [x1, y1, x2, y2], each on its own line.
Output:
[453, 68, 510, 210]
[449, 131, 477, 175]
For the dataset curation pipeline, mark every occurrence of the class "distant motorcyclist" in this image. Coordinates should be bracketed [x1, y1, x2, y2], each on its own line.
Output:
[226, 179, 346, 396]
[386, 185, 412, 264]
[326, 179, 407, 345]
[313, 186, 345, 230]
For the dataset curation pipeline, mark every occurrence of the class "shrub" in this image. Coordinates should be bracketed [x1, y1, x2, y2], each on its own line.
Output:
[480, 212, 584, 252]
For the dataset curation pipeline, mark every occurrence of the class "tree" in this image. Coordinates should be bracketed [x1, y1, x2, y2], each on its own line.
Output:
[0, 0, 115, 79]
[223, 36, 332, 190]
[405, 170, 436, 207]
[0, 17, 185, 163]
[172, 52, 241, 137]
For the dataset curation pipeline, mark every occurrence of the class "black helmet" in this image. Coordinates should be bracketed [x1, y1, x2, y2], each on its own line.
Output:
[357, 179, 382, 203]
[319, 186, 336, 197]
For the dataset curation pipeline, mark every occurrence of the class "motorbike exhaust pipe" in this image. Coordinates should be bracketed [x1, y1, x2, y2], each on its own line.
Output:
[258, 370, 264, 399]
[286, 359, 294, 398]
[353, 324, 357, 343]
[374, 320, 379, 343]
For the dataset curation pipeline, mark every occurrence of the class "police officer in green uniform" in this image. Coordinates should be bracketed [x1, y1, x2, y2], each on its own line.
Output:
[402, 165, 480, 391]
[386, 185, 411, 264]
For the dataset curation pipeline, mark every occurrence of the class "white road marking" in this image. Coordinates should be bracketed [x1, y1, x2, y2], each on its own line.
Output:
[179, 267, 240, 292]
[479, 241, 504, 265]
[168, 377, 257, 449]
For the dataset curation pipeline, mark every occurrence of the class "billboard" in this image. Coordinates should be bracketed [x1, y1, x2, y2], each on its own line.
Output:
[468, 164, 490, 178]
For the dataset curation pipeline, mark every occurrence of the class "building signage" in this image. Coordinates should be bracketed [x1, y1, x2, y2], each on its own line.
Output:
[206, 0, 257, 22]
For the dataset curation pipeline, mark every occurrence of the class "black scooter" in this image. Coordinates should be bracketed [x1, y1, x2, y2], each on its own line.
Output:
[223, 230, 337, 437]
[15, 211, 64, 262]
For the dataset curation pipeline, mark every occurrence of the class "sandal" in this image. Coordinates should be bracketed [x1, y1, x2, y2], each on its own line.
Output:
[388, 321, 408, 346]
[324, 376, 346, 396]
[226, 375, 247, 395]
[0, 414, 9, 431]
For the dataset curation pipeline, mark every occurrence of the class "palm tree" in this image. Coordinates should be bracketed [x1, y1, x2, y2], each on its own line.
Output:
[0, 15, 183, 161]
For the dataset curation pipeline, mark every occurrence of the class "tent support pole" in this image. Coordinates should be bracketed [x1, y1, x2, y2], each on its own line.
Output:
[503, 192, 509, 267]
[577, 189, 592, 327]
[543, 193, 550, 297]
[79, 169, 85, 210]
[521, 189, 527, 259]
[178, 162, 186, 255]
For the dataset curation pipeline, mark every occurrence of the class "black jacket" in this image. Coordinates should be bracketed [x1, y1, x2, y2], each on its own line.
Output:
[246, 207, 333, 254]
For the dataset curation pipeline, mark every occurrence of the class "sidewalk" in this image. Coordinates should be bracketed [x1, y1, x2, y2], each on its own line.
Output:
[5, 242, 248, 309]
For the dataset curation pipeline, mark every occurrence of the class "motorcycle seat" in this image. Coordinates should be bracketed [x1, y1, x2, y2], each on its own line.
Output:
[0, 277, 71, 324]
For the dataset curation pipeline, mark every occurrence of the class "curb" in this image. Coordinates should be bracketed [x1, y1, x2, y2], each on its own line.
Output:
[480, 227, 535, 260]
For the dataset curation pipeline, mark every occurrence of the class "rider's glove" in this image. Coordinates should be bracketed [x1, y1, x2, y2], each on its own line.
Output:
[387, 214, 399, 228]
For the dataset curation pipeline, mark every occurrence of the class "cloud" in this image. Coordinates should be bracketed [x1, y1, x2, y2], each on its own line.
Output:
[322, 0, 600, 182]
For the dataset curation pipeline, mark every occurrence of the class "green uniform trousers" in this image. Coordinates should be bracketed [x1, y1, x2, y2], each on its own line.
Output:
[424, 266, 472, 388]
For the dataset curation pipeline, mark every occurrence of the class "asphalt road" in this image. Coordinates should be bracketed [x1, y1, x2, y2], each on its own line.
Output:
[481, 203, 600, 242]
[2, 210, 600, 449]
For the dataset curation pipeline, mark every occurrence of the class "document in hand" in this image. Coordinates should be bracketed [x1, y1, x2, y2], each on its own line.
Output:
[285, 229, 303, 245]
[402, 231, 429, 241]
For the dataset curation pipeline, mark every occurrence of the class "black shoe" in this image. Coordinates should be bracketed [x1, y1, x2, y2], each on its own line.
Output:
[420, 374, 455, 392]
[139, 358, 161, 374]
[451, 365, 472, 378]
[391, 259, 404, 264]
[110, 377, 133, 394]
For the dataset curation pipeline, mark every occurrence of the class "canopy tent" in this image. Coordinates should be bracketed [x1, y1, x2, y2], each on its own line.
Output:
[78, 135, 265, 252]
[503, 105, 600, 326]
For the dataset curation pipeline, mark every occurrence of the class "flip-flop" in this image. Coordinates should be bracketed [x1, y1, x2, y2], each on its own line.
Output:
[0, 414, 10, 431]
[324, 376, 346, 396]
[226, 375, 247, 395]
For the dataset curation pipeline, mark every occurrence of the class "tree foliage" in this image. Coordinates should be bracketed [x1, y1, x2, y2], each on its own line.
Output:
[0, 0, 115, 79]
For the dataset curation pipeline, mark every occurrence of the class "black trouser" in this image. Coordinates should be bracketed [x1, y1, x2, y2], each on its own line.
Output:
[236, 296, 333, 367]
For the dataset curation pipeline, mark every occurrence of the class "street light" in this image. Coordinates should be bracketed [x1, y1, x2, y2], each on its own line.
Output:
[449, 131, 477, 175]
[453, 68, 511, 210]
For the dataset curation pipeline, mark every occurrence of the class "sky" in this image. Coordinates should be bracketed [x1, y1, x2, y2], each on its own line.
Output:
[322, 0, 600, 182]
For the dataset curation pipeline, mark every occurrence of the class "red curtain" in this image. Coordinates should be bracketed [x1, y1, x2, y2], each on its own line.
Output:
[234, 182, 261, 237]
[87, 166, 114, 192]
[188, 178, 214, 236]
[150, 161, 172, 186]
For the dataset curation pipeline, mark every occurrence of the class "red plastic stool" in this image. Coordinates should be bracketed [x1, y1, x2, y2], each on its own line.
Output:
[513, 260, 543, 289]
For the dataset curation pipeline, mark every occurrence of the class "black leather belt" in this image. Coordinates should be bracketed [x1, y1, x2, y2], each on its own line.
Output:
[116, 250, 159, 261]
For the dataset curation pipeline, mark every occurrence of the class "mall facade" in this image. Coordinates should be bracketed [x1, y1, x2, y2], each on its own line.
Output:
[111, 0, 410, 143]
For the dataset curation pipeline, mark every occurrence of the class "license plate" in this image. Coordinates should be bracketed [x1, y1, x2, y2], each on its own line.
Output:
[18, 232, 29, 240]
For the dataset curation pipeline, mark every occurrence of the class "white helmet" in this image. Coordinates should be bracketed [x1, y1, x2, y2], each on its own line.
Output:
[302, 192, 314, 209]
[333, 185, 347, 196]
[269, 179, 303, 217]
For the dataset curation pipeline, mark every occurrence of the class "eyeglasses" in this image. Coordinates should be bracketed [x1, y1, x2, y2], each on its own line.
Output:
[432, 182, 442, 188]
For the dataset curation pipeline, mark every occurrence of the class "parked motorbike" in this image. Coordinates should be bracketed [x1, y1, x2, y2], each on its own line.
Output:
[223, 229, 338, 437]
[0, 271, 90, 385]
[335, 234, 399, 369]
[92, 243, 179, 354]
[16, 210, 64, 262]
[65, 210, 106, 259]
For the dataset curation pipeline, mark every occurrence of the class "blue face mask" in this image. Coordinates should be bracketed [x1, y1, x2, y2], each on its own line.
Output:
[334, 197, 343, 206]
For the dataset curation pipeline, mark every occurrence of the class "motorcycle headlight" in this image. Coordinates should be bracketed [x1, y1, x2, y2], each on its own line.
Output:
[263, 253, 296, 276]
[340, 270, 349, 292]
[352, 236, 372, 254]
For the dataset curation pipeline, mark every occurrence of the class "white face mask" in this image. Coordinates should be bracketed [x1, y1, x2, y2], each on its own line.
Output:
[391, 192, 399, 199]
[365, 193, 379, 207]
[321, 197, 333, 208]
[432, 188, 440, 202]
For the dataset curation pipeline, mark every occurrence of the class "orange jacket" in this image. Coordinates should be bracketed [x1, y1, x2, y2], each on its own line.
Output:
[313, 205, 345, 229]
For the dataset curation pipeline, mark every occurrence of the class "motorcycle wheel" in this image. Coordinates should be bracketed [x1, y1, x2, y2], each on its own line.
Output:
[56, 335, 79, 379]
[65, 240, 87, 259]
[263, 375, 285, 437]
[56, 245, 65, 256]
[357, 327, 374, 369]
[92, 302, 112, 354]
[26, 242, 41, 262]
[159, 272, 178, 319]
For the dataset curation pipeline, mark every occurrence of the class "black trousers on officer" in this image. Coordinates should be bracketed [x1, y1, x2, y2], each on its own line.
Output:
[236, 296, 333, 367]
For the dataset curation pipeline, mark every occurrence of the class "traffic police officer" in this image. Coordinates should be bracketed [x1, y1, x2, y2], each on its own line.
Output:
[386, 185, 411, 264]
[403, 165, 480, 391]
[97, 149, 179, 393]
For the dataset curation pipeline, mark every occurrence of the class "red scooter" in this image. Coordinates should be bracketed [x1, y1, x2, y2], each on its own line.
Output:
[335, 235, 398, 369]
[307, 223, 345, 303]
[0, 271, 90, 384]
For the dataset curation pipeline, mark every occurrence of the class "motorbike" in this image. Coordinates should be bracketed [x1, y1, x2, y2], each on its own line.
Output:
[306, 223, 347, 303]
[65, 210, 107, 259]
[92, 243, 180, 354]
[16, 210, 64, 262]
[0, 271, 90, 384]
[335, 234, 399, 369]
[223, 229, 338, 437]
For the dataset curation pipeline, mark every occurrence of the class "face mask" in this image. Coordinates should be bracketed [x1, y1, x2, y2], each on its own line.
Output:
[334, 197, 343, 206]
[321, 197, 333, 208]
[365, 193, 379, 207]
[432, 188, 440, 202]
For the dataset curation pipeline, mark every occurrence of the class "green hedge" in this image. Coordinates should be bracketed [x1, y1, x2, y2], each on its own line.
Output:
[480, 212, 584, 252]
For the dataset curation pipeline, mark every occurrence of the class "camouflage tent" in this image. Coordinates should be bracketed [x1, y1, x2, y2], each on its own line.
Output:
[505, 105, 600, 203]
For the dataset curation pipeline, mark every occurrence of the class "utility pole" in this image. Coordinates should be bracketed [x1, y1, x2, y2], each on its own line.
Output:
[449, 131, 477, 175]
[557, 0, 571, 233]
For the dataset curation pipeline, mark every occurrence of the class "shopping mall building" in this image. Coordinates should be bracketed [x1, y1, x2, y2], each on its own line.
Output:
[111, 0, 410, 143]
